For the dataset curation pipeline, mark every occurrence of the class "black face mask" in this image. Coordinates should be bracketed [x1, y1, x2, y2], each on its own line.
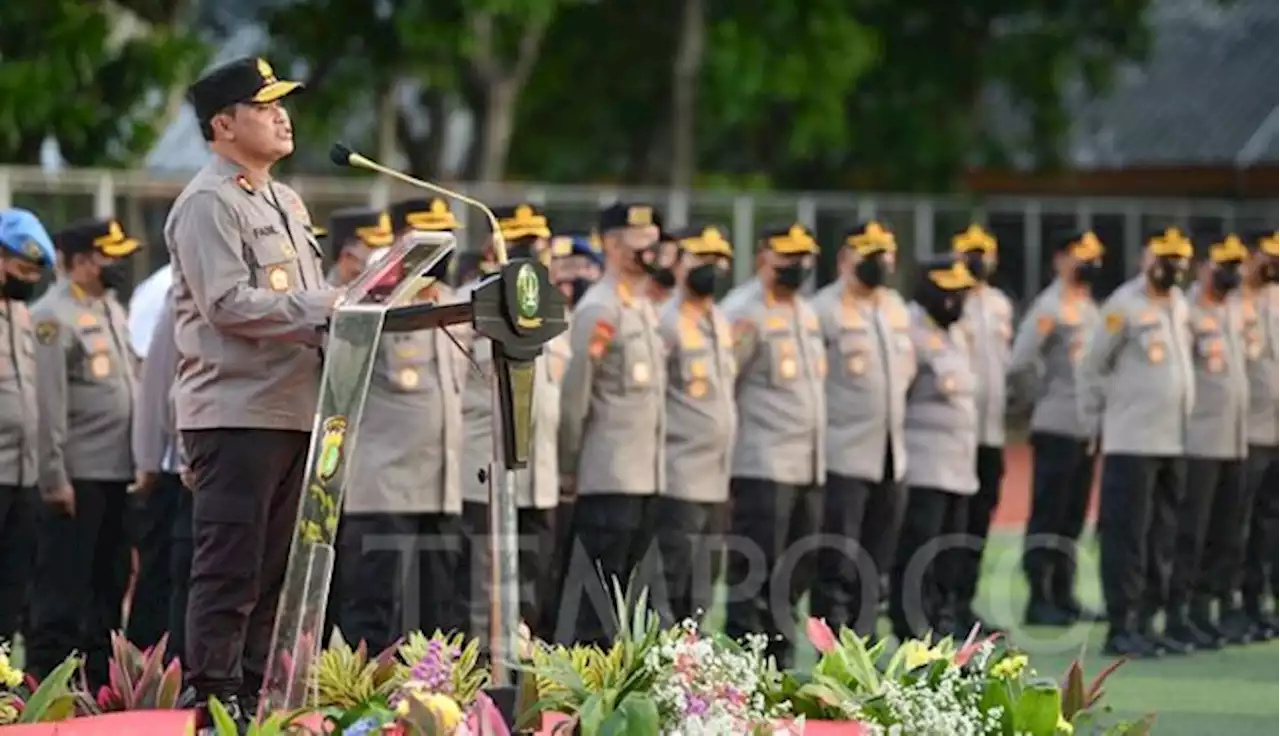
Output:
[0, 278, 35, 302]
[652, 268, 676, 290]
[1146, 257, 1183, 293]
[1263, 258, 1280, 284]
[918, 285, 966, 329]
[98, 262, 128, 291]
[963, 251, 989, 283]
[686, 263, 723, 298]
[1211, 263, 1242, 294]
[853, 253, 888, 288]
[1074, 260, 1101, 285]
[774, 263, 809, 292]
[559, 278, 592, 306]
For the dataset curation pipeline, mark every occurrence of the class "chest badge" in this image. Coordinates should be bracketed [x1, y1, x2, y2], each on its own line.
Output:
[779, 356, 798, 379]
[267, 265, 291, 292]
[631, 361, 651, 385]
[688, 378, 707, 399]
[89, 353, 111, 379]
[1147, 342, 1166, 364]
[398, 367, 420, 389]
[847, 354, 866, 376]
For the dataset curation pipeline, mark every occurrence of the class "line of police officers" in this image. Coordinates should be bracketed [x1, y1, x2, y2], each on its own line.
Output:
[0, 54, 1276, 728]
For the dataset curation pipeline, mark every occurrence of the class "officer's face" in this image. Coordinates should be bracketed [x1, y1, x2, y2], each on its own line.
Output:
[2, 257, 41, 284]
[605, 226, 659, 274]
[218, 101, 294, 161]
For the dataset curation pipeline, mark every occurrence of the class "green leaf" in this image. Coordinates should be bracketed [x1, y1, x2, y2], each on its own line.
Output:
[18, 655, 80, 723]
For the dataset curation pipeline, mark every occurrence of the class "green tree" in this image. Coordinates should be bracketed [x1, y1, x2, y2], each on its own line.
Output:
[0, 0, 207, 166]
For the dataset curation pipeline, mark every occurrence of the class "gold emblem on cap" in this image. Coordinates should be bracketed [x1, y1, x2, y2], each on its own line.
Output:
[22, 240, 42, 261]
[515, 204, 534, 220]
[257, 58, 277, 83]
[431, 198, 449, 214]
[789, 224, 806, 240]
[627, 206, 653, 227]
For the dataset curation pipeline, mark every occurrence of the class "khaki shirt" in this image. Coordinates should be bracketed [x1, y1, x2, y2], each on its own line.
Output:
[1184, 284, 1249, 459]
[132, 291, 181, 474]
[164, 154, 334, 432]
[721, 278, 825, 486]
[1242, 284, 1279, 446]
[559, 273, 666, 496]
[1077, 276, 1194, 457]
[1007, 280, 1100, 439]
[346, 288, 467, 514]
[903, 303, 978, 495]
[32, 281, 135, 490]
[812, 281, 913, 483]
[961, 285, 1013, 447]
[0, 300, 38, 487]
[657, 293, 736, 503]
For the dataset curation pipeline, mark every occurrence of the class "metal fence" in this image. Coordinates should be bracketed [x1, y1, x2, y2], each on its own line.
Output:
[1, 165, 1275, 308]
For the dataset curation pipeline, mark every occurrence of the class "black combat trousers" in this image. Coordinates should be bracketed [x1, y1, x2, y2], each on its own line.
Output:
[651, 495, 727, 627]
[336, 511, 463, 652]
[1240, 445, 1279, 610]
[809, 463, 907, 638]
[181, 429, 307, 702]
[538, 498, 577, 641]
[461, 502, 557, 647]
[560, 494, 656, 648]
[1022, 433, 1096, 605]
[125, 472, 185, 650]
[0, 485, 37, 643]
[26, 480, 130, 687]
[1173, 458, 1246, 609]
[1096, 453, 1185, 631]
[953, 446, 1005, 621]
[170, 484, 193, 662]
[723, 479, 823, 667]
[889, 486, 969, 641]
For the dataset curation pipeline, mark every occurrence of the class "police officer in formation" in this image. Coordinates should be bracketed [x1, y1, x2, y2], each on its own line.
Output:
[808, 221, 912, 638]
[325, 207, 395, 286]
[890, 256, 980, 642]
[721, 222, 826, 667]
[1080, 228, 1195, 658]
[645, 229, 681, 307]
[335, 197, 467, 652]
[558, 202, 667, 647]
[1009, 230, 1104, 626]
[0, 210, 55, 646]
[1167, 234, 1250, 650]
[550, 233, 604, 309]
[653, 225, 737, 625]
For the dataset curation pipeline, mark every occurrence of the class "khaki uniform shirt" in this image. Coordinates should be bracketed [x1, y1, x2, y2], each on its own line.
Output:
[163, 154, 333, 432]
[559, 273, 666, 496]
[961, 285, 1013, 447]
[903, 303, 979, 495]
[1242, 284, 1279, 447]
[346, 288, 467, 514]
[1007, 280, 1100, 440]
[721, 278, 825, 486]
[32, 281, 135, 490]
[0, 300, 38, 487]
[1184, 284, 1249, 459]
[658, 293, 736, 504]
[132, 291, 181, 474]
[1077, 276, 1194, 457]
[812, 281, 913, 484]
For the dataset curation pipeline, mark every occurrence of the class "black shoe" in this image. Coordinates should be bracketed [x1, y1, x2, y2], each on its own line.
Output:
[1145, 628, 1194, 656]
[1025, 599, 1075, 627]
[1245, 606, 1280, 641]
[1219, 607, 1259, 645]
[1166, 615, 1220, 651]
[1102, 629, 1160, 659]
[1059, 597, 1105, 623]
[1188, 600, 1226, 645]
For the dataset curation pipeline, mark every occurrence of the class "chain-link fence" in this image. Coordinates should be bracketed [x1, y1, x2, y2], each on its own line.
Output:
[2, 165, 1275, 308]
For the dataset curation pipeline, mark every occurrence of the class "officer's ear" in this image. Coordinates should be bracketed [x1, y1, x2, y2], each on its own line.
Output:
[210, 107, 238, 142]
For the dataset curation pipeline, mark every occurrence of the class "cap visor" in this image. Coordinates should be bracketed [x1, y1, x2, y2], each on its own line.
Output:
[252, 80, 304, 104]
[686, 242, 734, 258]
[930, 268, 976, 291]
[99, 239, 140, 258]
[360, 232, 394, 247]
[771, 239, 819, 256]
[501, 225, 552, 240]
[406, 213, 463, 231]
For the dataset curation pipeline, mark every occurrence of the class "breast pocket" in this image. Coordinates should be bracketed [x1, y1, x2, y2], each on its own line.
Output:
[248, 236, 299, 293]
[1134, 324, 1168, 365]
[1195, 333, 1226, 373]
[680, 347, 717, 400]
[620, 331, 655, 392]
[763, 334, 799, 386]
[930, 353, 972, 402]
[838, 329, 872, 379]
[73, 328, 115, 383]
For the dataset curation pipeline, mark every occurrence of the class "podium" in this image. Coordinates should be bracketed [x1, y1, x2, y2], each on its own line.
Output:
[258, 233, 567, 719]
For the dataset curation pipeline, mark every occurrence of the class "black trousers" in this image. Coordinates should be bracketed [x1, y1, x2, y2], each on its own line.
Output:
[26, 480, 130, 686]
[336, 511, 464, 652]
[1173, 457, 1246, 608]
[0, 485, 37, 643]
[652, 496, 727, 626]
[170, 485, 193, 663]
[889, 486, 968, 640]
[1241, 444, 1279, 607]
[809, 468, 907, 637]
[125, 472, 184, 650]
[560, 494, 656, 647]
[723, 479, 822, 666]
[182, 428, 308, 701]
[1022, 433, 1096, 602]
[1096, 454, 1185, 627]
[461, 502, 557, 647]
[537, 499, 576, 641]
[954, 446, 1005, 611]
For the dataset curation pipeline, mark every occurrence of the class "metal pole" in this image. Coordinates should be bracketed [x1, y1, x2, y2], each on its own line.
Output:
[486, 342, 521, 687]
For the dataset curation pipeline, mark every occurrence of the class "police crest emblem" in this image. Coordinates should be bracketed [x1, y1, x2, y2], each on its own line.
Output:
[515, 263, 542, 329]
[315, 416, 348, 482]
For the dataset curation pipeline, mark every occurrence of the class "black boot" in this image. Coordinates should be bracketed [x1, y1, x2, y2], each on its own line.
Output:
[1187, 598, 1226, 649]
[1138, 614, 1194, 656]
[1218, 600, 1259, 645]
[1165, 605, 1219, 651]
[1102, 614, 1159, 659]
[1025, 568, 1073, 627]
[1051, 557, 1102, 623]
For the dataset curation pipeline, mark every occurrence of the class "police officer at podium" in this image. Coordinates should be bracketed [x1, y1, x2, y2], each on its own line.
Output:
[654, 225, 737, 625]
[325, 207, 394, 286]
[809, 221, 913, 639]
[459, 203, 563, 644]
[1008, 230, 1103, 626]
[0, 209, 55, 645]
[558, 202, 667, 646]
[164, 56, 337, 718]
[1078, 227, 1195, 658]
[721, 222, 826, 666]
[336, 196, 466, 650]
[26, 218, 139, 686]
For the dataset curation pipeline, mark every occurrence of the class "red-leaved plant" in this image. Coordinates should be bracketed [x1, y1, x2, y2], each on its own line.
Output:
[74, 632, 184, 714]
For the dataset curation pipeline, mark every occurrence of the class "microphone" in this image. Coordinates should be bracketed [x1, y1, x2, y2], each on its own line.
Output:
[327, 142, 509, 265]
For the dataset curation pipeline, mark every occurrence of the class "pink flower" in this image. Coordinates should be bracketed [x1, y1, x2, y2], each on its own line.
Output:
[806, 617, 838, 653]
[953, 624, 1002, 667]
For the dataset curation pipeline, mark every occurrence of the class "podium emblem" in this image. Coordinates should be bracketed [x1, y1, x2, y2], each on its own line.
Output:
[516, 263, 543, 329]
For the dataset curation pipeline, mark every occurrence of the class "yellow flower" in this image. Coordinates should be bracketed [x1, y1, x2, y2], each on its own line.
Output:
[899, 640, 945, 670]
[991, 655, 1028, 679]
[1057, 715, 1075, 734]
[0, 698, 18, 724]
[0, 652, 23, 689]
[418, 693, 463, 731]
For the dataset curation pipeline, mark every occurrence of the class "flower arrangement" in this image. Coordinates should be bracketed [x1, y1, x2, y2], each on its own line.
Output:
[0, 642, 81, 725]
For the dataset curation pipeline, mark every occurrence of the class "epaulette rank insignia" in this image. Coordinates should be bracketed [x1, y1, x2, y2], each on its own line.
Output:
[235, 173, 255, 194]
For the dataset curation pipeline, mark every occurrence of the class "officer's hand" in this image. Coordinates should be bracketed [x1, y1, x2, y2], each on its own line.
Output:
[46, 485, 75, 516]
[128, 470, 159, 497]
[559, 473, 577, 502]
[179, 465, 198, 491]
